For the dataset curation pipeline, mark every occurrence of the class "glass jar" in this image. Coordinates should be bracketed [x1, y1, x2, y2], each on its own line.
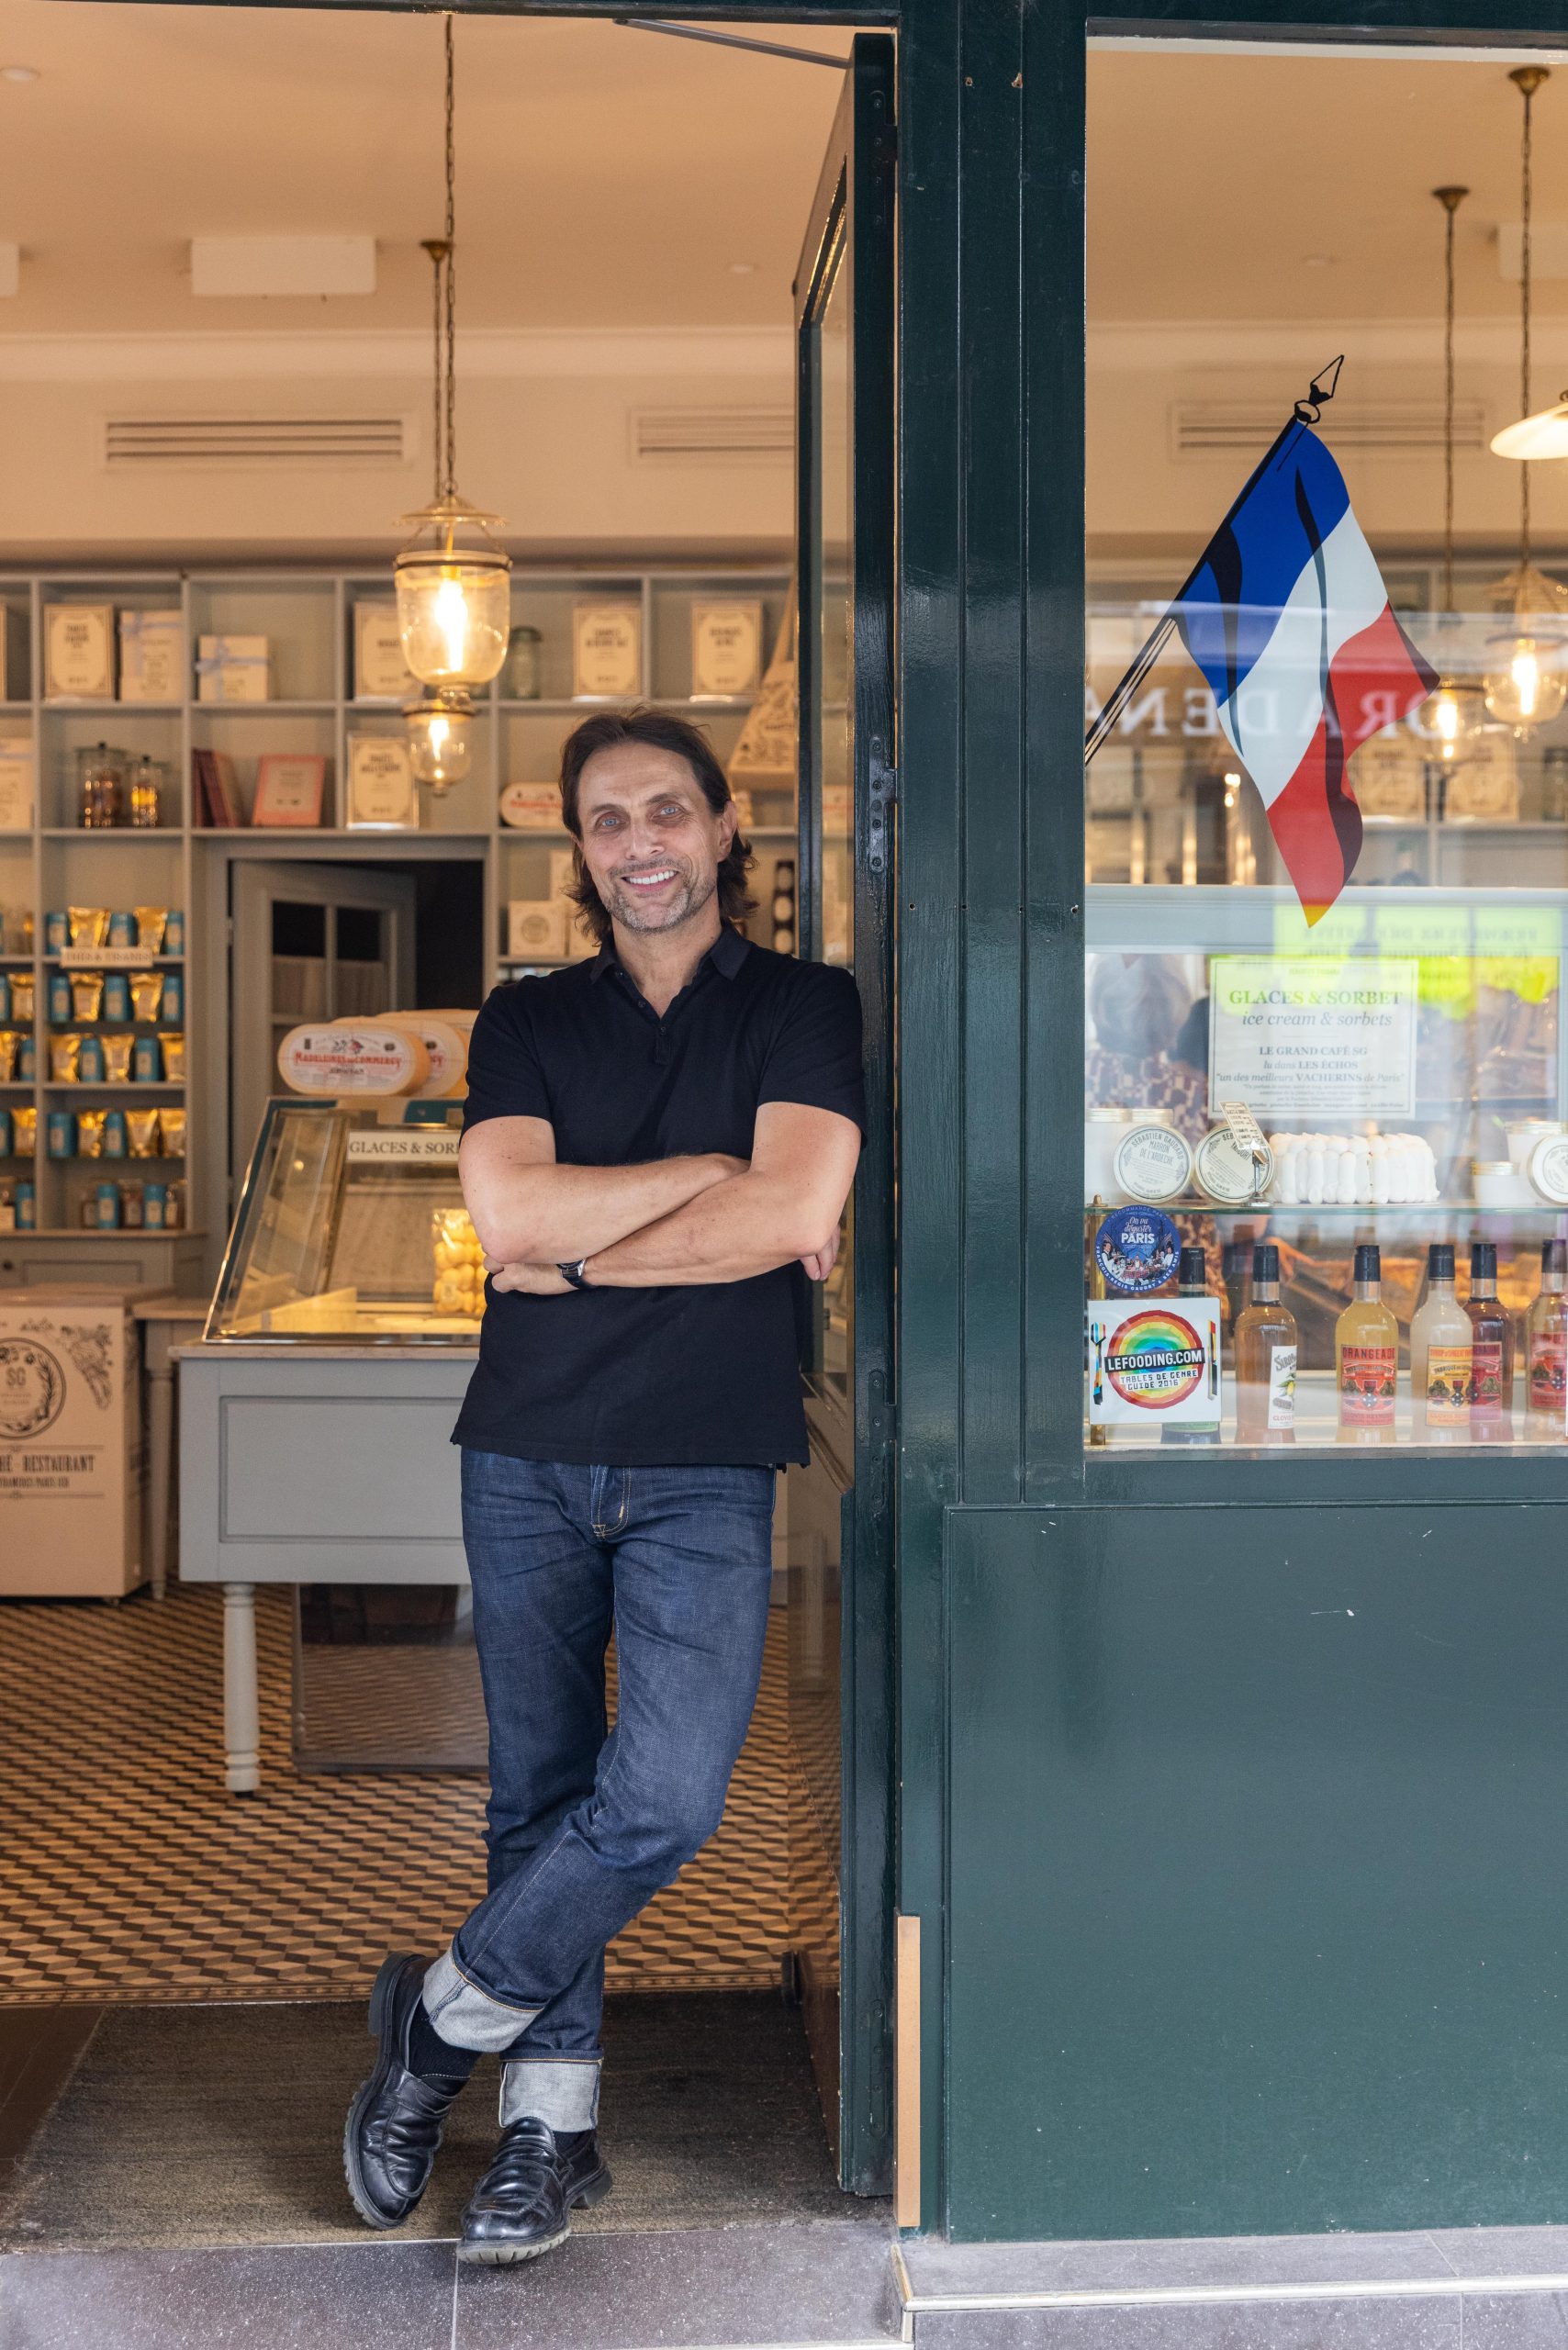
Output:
[127, 756, 162, 830]
[76, 743, 125, 830]
[502, 625, 543, 700]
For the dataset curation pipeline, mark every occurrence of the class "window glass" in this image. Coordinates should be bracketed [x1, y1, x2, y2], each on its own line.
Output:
[1085, 44, 1568, 1452]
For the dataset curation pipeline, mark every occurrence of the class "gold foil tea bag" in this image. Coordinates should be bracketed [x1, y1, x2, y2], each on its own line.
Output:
[68, 907, 110, 949]
[102, 1033, 134, 1083]
[126, 1108, 160, 1158]
[129, 970, 163, 1024]
[50, 1035, 80, 1083]
[71, 974, 104, 1024]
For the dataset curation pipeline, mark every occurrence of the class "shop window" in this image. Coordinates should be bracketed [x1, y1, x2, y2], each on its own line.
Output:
[1084, 42, 1568, 1453]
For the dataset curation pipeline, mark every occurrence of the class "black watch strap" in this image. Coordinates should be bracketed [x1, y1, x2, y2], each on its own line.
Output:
[557, 1259, 592, 1290]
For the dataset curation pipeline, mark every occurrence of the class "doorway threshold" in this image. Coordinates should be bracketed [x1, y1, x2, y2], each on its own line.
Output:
[1, 1990, 896, 2348]
[895, 2224, 1568, 2346]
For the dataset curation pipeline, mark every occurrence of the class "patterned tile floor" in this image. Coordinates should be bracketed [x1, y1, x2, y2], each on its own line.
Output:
[0, 1583, 812, 2005]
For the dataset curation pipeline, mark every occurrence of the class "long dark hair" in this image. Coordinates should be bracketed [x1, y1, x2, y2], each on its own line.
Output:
[558, 705, 756, 949]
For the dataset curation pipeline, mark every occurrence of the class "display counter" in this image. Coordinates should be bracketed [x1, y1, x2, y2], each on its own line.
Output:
[179, 1098, 478, 1790]
[1082, 884, 1568, 1457]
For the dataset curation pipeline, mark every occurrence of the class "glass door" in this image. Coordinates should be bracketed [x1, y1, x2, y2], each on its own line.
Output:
[788, 29, 896, 2193]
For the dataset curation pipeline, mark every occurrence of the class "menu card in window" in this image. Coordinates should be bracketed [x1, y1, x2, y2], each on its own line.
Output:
[1209, 955, 1419, 1120]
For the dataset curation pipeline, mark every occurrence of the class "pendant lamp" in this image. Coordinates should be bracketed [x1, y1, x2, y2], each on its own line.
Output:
[1483, 67, 1568, 735]
[1417, 185, 1489, 759]
[398, 15, 510, 793]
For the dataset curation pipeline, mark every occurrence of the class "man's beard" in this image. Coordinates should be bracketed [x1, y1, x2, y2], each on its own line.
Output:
[607, 865, 718, 934]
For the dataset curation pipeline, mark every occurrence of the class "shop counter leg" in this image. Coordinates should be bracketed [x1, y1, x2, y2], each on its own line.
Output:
[145, 1353, 174, 1602]
[222, 1583, 261, 1796]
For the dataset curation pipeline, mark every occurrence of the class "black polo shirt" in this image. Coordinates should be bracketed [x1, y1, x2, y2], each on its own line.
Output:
[452, 927, 865, 1468]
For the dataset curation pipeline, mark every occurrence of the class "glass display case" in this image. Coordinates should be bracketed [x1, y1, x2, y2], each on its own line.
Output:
[1084, 855, 1568, 1450]
[205, 1097, 483, 1342]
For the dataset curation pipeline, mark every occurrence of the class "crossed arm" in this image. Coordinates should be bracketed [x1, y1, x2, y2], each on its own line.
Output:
[458, 1102, 862, 1296]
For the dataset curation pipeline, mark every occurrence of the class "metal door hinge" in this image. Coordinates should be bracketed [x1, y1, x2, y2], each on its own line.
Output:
[866, 753, 897, 875]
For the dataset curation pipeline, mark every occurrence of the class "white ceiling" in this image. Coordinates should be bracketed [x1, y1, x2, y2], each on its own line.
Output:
[1091, 46, 1568, 329]
[0, 2, 857, 335]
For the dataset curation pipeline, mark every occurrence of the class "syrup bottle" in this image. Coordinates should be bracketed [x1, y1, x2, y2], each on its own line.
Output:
[1526, 1237, 1568, 1439]
[1410, 1241, 1472, 1444]
[1464, 1239, 1515, 1443]
[1162, 1242, 1219, 1447]
[1335, 1241, 1397, 1445]
[1235, 1242, 1297, 1445]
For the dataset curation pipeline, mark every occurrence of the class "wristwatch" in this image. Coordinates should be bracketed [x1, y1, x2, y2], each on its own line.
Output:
[557, 1259, 593, 1290]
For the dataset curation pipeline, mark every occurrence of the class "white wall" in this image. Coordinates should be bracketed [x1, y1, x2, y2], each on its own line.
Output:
[0, 328, 795, 561]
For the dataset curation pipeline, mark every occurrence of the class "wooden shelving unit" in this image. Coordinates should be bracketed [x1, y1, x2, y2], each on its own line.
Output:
[0, 562, 794, 1289]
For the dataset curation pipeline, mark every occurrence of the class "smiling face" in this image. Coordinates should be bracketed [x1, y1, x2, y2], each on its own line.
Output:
[573, 742, 737, 939]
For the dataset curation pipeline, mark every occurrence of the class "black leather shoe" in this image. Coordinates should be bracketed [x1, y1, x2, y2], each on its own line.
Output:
[458, 2119, 612, 2265]
[344, 1953, 466, 2229]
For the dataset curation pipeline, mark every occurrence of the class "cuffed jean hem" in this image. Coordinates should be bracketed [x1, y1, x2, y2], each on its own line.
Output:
[422, 1944, 542, 2054]
[499, 2056, 602, 2132]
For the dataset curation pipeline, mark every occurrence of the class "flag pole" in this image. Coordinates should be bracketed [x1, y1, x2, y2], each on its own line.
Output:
[1083, 354, 1345, 764]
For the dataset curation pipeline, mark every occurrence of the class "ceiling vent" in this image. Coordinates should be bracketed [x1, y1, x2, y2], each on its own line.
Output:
[1170, 399, 1488, 460]
[102, 414, 409, 470]
[632, 405, 792, 465]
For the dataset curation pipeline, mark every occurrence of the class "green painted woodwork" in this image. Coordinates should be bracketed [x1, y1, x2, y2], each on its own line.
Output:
[948, 1502, 1568, 2241]
[793, 35, 898, 2194]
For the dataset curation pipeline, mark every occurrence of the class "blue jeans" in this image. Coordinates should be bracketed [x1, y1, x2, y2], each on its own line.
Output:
[423, 1452, 776, 2131]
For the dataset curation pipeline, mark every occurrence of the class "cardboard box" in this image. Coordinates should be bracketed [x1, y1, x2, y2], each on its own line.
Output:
[45, 604, 116, 701]
[507, 901, 568, 961]
[353, 603, 418, 702]
[118, 610, 185, 704]
[0, 1283, 163, 1596]
[196, 634, 270, 703]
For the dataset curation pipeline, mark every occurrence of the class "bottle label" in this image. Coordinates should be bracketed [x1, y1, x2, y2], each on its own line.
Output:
[1529, 1331, 1567, 1419]
[1267, 1345, 1297, 1430]
[1470, 1337, 1506, 1423]
[1339, 1344, 1395, 1427]
[1425, 1343, 1472, 1422]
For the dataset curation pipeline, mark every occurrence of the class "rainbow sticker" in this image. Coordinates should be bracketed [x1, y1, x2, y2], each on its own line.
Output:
[1103, 1310, 1206, 1411]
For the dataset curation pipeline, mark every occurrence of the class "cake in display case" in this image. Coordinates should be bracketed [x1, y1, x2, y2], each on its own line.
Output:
[206, 1097, 484, 1343]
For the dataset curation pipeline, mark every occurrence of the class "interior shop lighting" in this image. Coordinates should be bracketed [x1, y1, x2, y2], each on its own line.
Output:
[395, 10, 510, 782]
[1484, 67, 1568, 733]
[1417, 185, 1488, 759]
[405, 687, 474, 791]
[1, 64, 39, 82]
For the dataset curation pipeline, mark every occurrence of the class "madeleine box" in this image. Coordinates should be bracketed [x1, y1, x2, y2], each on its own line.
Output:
[0, 1283, 163, 1596]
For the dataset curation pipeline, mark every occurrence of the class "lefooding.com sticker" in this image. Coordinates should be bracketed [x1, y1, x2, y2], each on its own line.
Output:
[1103, 1310, 1206, 1411]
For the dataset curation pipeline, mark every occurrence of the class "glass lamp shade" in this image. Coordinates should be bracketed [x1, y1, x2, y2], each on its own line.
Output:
[1481, 562, 1568, 733]
[396, 553, 510, 688]
[394, 497, 512, 690]
[1492, 397, 1568, 460]
[1483, 634, 1568, 732]
[1415, 677, 1490, 761]
[404, 689, 474, 794]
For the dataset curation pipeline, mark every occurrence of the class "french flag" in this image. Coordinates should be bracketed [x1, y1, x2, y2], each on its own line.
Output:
[1173, 422, 1435, 925]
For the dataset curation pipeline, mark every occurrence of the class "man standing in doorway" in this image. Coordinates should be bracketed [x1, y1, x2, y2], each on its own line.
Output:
[343, 706, 864, 2265]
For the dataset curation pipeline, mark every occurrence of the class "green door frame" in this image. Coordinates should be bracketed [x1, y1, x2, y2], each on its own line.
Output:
[792, 35, 899, 2191]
